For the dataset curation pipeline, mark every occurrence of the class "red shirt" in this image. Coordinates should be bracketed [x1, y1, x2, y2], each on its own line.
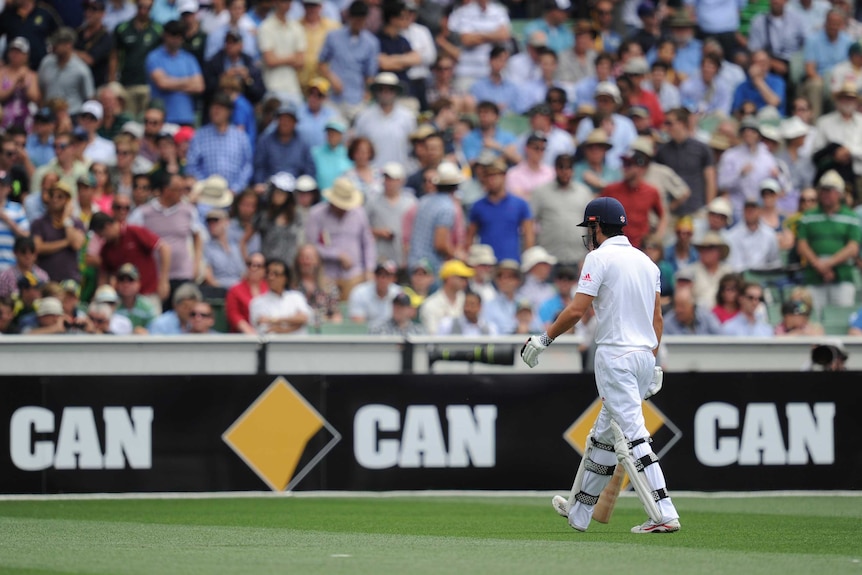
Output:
[630, 89, 665, 130]
[225, 278, 269, 332]
[100, 225, 161, 295]
[601, 180, 663, 250]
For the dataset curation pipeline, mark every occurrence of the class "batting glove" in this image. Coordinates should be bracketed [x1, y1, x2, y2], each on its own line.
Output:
[521, 333, 553, 368]
[645, 366, 663, 399]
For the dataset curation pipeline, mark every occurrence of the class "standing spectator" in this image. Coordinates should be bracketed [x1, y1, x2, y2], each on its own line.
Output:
[721, 281, 774, 336]
[205, 0, 258, 62]
[801, 9, 854, 120]
[202, 209, 245, 295]
[347, 259, 402, 326]
[368, 291, 425, 335]
[505, 131, 554, 202]
[256, 172, 304, 266]
[187, 93, 253, 193]
[0, 37, 41, 132]
[376, 0, 421, 88]
[690, 231, 735, 309]
[295, 77, 339, 150]
[318, 0, 379, 120]
[202, 27, 265, 107]
[574, 82, 638, 170]
[402, 0, 436, 109]
[600, 146, 667, 249]
[109, 0, 163, 118]
[179, 0, 208, 67]
[679, 54, 733, 117]
[354, 72, 417, 168]
[655, 107, 716, 217]
[31, 179, 86, 282]
[683, 0, 741, 61]
[366, 162, 416, 270]
[406, 161, 461, 273]
[148, 282, 202, 334]
[646, 61, 682, 113]
[146, 19, 205, 126]
[446, 0, 511, 91]
[258, 0, 307, 106]
[0, 236, 48, 297]
[747, 0, 805, 79]
[469, 45, 520, 115]
[298, 0, 342, 92]
[718, 117, 781, 221]
[0, 0, 62, 70]
[127, 173, 204, 302]
[114, 263, 158, 333]
[724, 190, 782, 273]
[730, 49, 786, 116]
[305, 176, 376, 298]
[104, 0, 137, 33]
[26, 108, 56, 169]
[531, 154, 593, 269]
[524, 0, 573, 55]
[466, 157, 534, 263]
[795, 169, 861, 310]
[419, 258, 473, 334]
[37, 28, 94, 116]
[312, 119, 353, 192]
[573, 129, 620, 195]
[517, 245, 557, 312]
[225, 251, 268, 334]
[249, 257, 312, 334]
[0, 173, 29, 272]
[76, 0, 113, 88]
[253, 103, 315, 185]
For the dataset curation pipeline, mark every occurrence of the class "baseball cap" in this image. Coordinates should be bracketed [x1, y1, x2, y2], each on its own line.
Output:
[94, 284, 119, 304]
[411, 258, 434, 274]
[392, 292, 413, 307]
[60, 279, 81, 297]
[594, 82, 621, 104]
[36, 297, 63, 317]
[275, 103, 299, 118]
[121, 121, 144, 139]
[9, 37, 30, 54]
[308, 77, 331, 96]
[526, 131, 548, 145]
[382, 162, 405, 180]
[174, 125, 195, 145]
[759, 178, 781, 194]
[295, 175, 318, 192]
[622, 56, 649, 75]
[707, 197, 733, 219]
[118, 263, 140, 280]
[35, 107, 56, 123]
[375, 260, 398, 275]
[439, 259, 475, 280]
[18, 271, 44, 290]
[324, 119, 347, 134]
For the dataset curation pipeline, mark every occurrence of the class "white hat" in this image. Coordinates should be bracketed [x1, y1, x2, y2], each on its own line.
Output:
[382, 162, 405, 180]
[94, 285, 119, 304]
[121, 121, 144, 139]
[594, 81, 621, 104]
[323, 177, 364, 210]
[780, 116, 810, 140]
[9, 37, 30, 54]
[433, 161, 465, 186]
[269, 171, 296, 192]
[707, 196, 733, 220]
[177, 0, 199, 13]
[80, 100, 103, 121]
[759, 178, 782, 194]
[295, 174, 318, 192]
[758, 124, 781, 142]
[36, 297, 63, 317]
[622, 56, 649, 75]
[371, 72, 403, 92]
[467, 244, 497, 267]
[190, 175, 233, 207]
[818, 169, 845, 190]
[520, 245, 558, 273]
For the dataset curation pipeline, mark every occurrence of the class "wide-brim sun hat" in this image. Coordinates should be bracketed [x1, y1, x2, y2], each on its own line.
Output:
[323, 177, 364, 210]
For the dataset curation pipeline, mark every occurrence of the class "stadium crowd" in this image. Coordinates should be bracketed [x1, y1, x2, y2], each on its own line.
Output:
[2, 0, 862, 340]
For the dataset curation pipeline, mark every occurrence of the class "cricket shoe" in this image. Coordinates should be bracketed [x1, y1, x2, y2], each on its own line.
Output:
[630, 518, 680, 534]
[551, 495, 568, 518]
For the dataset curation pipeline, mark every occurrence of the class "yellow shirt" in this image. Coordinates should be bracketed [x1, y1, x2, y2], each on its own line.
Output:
[299, 18, 341, 92]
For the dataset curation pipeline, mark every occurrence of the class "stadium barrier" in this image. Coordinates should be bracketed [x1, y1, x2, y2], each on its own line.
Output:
[1, 366, 858, 494]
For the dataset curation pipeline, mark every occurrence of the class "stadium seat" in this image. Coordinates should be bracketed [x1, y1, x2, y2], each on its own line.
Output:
[766, 303, 783, 326]
[820, 305, 857, 335]
[206, 299, 229, 333]
[499, 113, 530, 135]
[319, 322, 369, 335]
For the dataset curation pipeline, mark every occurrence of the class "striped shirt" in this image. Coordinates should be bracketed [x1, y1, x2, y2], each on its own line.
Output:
[187, 124, 253, 193]
[0, 200, 29, 272]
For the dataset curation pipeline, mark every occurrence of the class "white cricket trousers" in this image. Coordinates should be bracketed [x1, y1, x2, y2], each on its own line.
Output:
[569, 346, 679, 530]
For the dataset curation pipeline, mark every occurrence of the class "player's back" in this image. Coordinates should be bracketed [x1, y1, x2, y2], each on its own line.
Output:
[577, 236, 660, 350]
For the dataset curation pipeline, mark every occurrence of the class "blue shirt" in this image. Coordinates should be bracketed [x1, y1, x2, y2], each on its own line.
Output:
[0, 199, 28, 270]
[481, 294, 519, 335]
[680, 74, 733, 116]
[468, 193, 532, 262]
[146, 46, 202, 125]
[150, 0, 179, 24]
[470, 77, 523, 115]
[721, 313, 774, 337]
[461, 127, 517, 162]
[523, 19, 574, 54]
[803, 30, 854, 76]
[538, 294, 565, 325]
[407, 193, 456, 272]
[231, 95, 257, 154]
[254, 131, 316, 184]
[148, 310, 183, 335]
[318, 27, 380, 105]
[187, 124, 253, 193]
[25, 134, 54, 168]
[296, 104, 339, 150]
[685, 0, 747, 34]
[849, 307, 862, 331]
[672, 39, 703, 79]
[731, 73, 786, 115]
[312, 144, 353, 192]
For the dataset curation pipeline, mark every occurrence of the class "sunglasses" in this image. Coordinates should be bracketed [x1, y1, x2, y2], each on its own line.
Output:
[88, 315, 109, 324]
[54, 143, 70, 150]
[743, 294, 764, 302]
[117, 150, 134, 156]
[190, 311, 212, 318]
[3, 150, 17, 157]
[144, 118, 161, 125]
[247, 261, 264, 268]
[112, 204, 131, 211]
[117, 275, 136, 282]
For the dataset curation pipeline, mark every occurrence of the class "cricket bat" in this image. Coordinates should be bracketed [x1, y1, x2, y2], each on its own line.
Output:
[592, 466, 625, 524]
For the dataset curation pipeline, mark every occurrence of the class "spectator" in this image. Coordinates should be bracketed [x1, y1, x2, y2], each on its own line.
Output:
[256, 172, 304, 266]
[724, 186, 782, 273]
[137, 104, 166, 163]
[38, 28, 94, 117]
[148, 281, 202, 334]
[366, 162, 416, 270]
[225, 251, 269, 334]
[774, 297, 825, 336]
[646, 61, 681, 113]
[573, 128, 619, 195]
[470, 45, 520, 115]
[536, 264, 578, 329]
[405, 130, 445, 196]
[518, 104, 575, 169]
[104, 0, 137, 34]
[75, 173, 99, 230]
[0, 0, 62, 70]
[801, 9, 853, 119]
[830, 42, 862, 96]
[506, 132, 554, 202]
[293, 242, 341, 325]
[419, 258, 473, 334]
[23, 296, 72, 335]
[848, 305, 862, 335]
[205, 0, 257, 62]
[517, 245, 557, 313]
[10, 271, 43, 329]
[0, 236, 47, 297]
[31, 180, 86, 282]
[690, 231, 734, 309]
[621, 56, 664, 129]
[731, 49, 785, 116]
[97, 83, 133, 141]
[663, 285, 722, 335]
[76, 0, 113, 88]
[298, 0, 342, 92]
[811, 81, 862, 193]
[519, 47, 567, 114]
[600, 144, 666, 249]
[254, 103, 315, 185]
[127, 173, 204, 303]
[718, 117, 781, 221]
[203, 27, 265, 108]
[219, 75, 257, 153]
[0, 37, 41, 132]
[790, 0, 830, 37]
[375, 0, 420, 89]
[505, 30, 544, 87]
[463, 244, 496, 304]
[296, 77, 339, 150]
[368, 290, 425, 335]
[467, 157, 534, 263]
[110, 0, 163, 118]
[524, 0, 574, 55]
[654, 109, 716, 218]
[437, 289, 496, 335]
[179, 0, 207, 67]
[258, 0, 306, 106]
[406, 161, 462, 273]
[795, 169, 861, 310]
[249, 257, 312, 334]
[573, 51, 614, 108]
[26, 108, 56, 169]
[777, 115, 814, 201]
[185, 94, 252, 193]
[342, 136, 382, 201]
[113, 263, 158, 333]
[747, 0, 805, 79]
[680, 53, 732, 117]
[0, 172, 29, 273]
[146, 19, 205, 126]
[665, 216, 698, 275]
[311, 120, 352, 193]
[575, 82, 638, 170]
[643, 235, 675, 306]
[557, 19, 597, 85]
[446, 0, 511, 91]
[679, 2, 733, 64]
[460, 100, 519, 164]
[228, 190, 260, 261]
[712, 272, 743, 324]
[305, 176, 376, 298]
[0, 294, 16, 333]
[354, 72, 417, 168]
[693, 196, 733, 243]
[481, 258, 523, 334]
[186, 300, 217, 334]
[426, 55, 473, 115]
[721, 281, 774, 336]
[347, 259, 402, 326]
[151, 0, 180, 24]
[202, 209, 245, 296]
[77, 101, 116, 165]
[627, 1, 661, 54]
[92, 284, 135, 334]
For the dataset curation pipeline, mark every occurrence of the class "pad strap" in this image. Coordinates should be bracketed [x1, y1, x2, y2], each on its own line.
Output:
[635, 453, 658, 472]
[628, 436, 653, 449]
[575, 491, 600, 505]
[584, 458, 616, 476]
[652, 488, 669, 501]
[590, 437, 615, 452]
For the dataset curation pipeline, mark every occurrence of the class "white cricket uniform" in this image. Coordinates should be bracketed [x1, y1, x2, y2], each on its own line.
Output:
[570, 234, 679, 528]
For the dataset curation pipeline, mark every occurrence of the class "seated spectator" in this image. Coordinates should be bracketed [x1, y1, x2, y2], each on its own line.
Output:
[225, 252, 269, 334]
[712, 272, 743, 325]
[0, 295, 16, 334]
[557, 19, 596, 86]
[774, 298, 825, 336]
[0, 237, 49, 298]
[148, 282, 203, 335]
[26, 107, 57, 169]
[78, 100, 117, 165]
[693, 197, 733, 244]
[249, 257, 313, 334]
[848, 306, 862, 335]
[229, 189, 261, 261]
[505, 132, 554, 202]
[689, 231, 734, 309]
[186, 300, 218, 334]
[645, 61, 681, 113]
[724, 191, 782, 273]
[573, 128, 620, 195]
[523, 2, 573, 55]
[59, 279, 87, 328]
[294, 242, 340, 326]
[0, 173, 29, 274]
[426, 55, 474, 115]
[296, 78, 340, 151]
[341, 136, 382, 202]
[256, 172, 304, 269]
[10, 272, 43, 330]
[114, 263, 158, 334]
[219, 75, 257, 153]
[516, 245, 557, 313]
[294, 175, 322, 230]
[438, 289, 497, 335]
[680, 53, 732, 117]
[202, 209, 245, 297]
[537, 265, 578, 329]
[513, 298, 541, 335]
[460, 100, 519, 164]
[481, 259, 522, 335]
[92, 284, 134, 335]
[400, 257, 436, 308]
[22, 296, 73, 335]
[717, 117, 780, 222]
[419, 258, 473, 334]
[368, 291, 425, 335]
[469, 45, 520, 115]
[348, 260, 402, 327]
[721, 281, 773, 336]
[663, 286, 722, 335]
[206, 1, 258, 62]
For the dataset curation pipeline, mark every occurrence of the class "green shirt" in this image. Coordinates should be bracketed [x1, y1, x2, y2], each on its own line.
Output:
[114, 19, 163, 86]
[797, 205, 862, 284]
[116, 296, 158, 330]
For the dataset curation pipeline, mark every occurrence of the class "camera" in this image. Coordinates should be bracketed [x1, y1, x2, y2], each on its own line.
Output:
[428, 344, 515, 366]
[811, 343, 848, 371]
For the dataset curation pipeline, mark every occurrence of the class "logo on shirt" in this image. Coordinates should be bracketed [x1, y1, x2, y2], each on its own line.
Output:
[582, 273, 592, 282]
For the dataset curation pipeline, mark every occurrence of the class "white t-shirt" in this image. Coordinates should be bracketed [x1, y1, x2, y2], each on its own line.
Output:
[447, 1, 511, 80]
[576, 235, 660, 349]
[258, 15, 307, 97]
[249, 289, 313, 334]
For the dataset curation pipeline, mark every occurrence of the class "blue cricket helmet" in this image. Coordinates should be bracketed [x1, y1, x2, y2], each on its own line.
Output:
[577, 197, 627, 227]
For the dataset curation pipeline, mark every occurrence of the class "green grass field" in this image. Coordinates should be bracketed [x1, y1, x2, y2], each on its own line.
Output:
[0, 494, 860, 575]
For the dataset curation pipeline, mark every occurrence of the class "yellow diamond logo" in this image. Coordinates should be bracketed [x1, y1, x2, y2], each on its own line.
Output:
[563, 398, 669, 455]
[223, 377, 341, 491]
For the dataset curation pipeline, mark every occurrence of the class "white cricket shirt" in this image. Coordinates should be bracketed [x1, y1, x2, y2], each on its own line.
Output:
[576, 235, 660, 349]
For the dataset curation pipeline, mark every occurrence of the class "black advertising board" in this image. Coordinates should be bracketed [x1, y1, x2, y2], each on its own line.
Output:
[0, 372, 858, 493]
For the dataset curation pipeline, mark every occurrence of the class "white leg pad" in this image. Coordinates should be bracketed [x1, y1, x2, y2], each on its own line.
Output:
[566, 433, 618, 531]
[610, 419, 662, 523]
